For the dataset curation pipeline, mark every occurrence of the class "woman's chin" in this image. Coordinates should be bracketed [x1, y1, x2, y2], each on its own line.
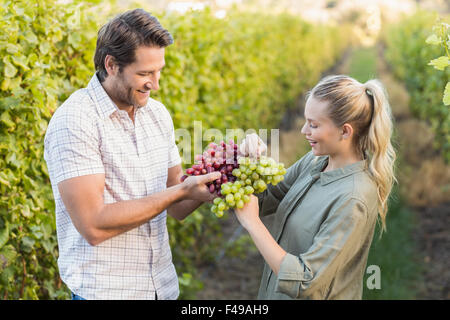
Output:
[311, 147, 324, 156]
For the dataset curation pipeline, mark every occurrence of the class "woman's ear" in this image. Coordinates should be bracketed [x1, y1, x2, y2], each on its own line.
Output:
[341, 123, 354, 140]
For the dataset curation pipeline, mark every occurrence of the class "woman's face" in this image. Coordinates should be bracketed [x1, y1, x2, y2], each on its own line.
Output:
[301, 96, 344, 157]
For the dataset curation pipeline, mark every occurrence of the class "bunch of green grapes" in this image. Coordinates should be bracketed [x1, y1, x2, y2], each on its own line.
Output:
[211, 156, 287, 217]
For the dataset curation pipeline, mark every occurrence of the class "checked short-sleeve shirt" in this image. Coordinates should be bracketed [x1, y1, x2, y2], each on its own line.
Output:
[44, 73, 181, 300]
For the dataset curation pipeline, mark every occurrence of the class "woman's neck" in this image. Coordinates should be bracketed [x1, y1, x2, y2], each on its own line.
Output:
[323, 151, 364, 172]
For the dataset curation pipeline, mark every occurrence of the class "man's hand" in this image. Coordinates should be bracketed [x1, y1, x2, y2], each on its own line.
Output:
[180, 172, 221, 202]
[166, 165, 221, 220]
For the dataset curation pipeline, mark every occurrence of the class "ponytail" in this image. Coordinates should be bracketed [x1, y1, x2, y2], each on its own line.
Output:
[363, 80, 397, 233]
[310, 75, 397, 234]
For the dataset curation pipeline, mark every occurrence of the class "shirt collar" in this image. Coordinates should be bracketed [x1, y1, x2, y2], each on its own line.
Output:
[87, 73, 118, 119]
[87, 73, 149, 119]
[310, 155, 368, 186]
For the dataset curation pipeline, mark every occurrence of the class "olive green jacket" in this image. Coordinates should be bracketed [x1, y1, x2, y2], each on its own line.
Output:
[257, 151, 378, 300]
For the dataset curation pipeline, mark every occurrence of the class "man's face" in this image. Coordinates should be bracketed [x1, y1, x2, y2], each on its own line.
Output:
[110, 46, 165, 108]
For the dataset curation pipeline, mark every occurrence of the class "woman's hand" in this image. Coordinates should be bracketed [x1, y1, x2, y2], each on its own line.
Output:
[234, 194, 286, 275]
[234, 194, 260, 230]
[239, 133, 267, 159]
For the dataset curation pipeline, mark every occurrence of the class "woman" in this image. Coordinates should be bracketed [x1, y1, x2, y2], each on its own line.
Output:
[234, 75, 396, 299]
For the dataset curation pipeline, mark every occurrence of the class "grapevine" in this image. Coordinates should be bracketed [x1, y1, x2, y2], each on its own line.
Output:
[426, 20, 450, 105]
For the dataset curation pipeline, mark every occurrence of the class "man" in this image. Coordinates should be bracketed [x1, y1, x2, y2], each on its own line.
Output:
[44, 9, 220, 300]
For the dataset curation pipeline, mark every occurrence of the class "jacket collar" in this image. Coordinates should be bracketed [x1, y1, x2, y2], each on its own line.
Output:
[310, 155, 368, 186]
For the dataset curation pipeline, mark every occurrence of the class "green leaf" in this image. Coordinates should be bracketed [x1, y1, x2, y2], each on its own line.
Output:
[0, 172, 10, 187]
[0, 222, 9, 249]
[39, 42, 50, 55]
[6, 43, 19, 54]
[1, 111, 15, 128]
[1, 78, 10, 91]
[21, 236, 35, 253]
[30, 225, 43, 240]
[6, 152, 20, 168]
[24, 30, 38, 44]
[4, 60, 17, 78]
[22, 204, 33, 218]
[425, 34, 441, 45]
[443, 82, 450, 106]
[41, 222, 53, 239]
[0, 245, 17, 271]
[11, 55, 29, 70]
[41, 239, 54, 253]
[428, 56, 450, 71]
[0, 97, 21, 109]
[68, 32, 82, 49]
[178, 273, 192, 286]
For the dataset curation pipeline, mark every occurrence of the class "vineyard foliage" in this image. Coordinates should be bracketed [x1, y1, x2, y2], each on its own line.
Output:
[0, 0, 348, 299]
[426, 20, 450, 106]
[383, 11, 450, 162]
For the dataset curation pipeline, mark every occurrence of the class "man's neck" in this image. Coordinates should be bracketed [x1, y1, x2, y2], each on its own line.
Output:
[101, 77, 135, 123]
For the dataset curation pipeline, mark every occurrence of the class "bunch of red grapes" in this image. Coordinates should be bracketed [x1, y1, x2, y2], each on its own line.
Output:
[180, 140, 240, 196]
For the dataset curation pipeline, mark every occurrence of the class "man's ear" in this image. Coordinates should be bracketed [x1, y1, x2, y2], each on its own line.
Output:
[104, 55, 119, 77]
[342, 123, 354, 140]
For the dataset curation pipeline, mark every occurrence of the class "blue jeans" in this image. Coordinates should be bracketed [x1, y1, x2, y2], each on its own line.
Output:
[71, 292, 86, 300]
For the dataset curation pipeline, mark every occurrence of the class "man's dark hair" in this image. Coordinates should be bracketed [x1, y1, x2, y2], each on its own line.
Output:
[94, 9, 173, 82]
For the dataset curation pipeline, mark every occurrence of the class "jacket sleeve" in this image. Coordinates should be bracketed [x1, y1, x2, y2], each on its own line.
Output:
[275, 196, 368, 298]
[258, 151, 314, 217]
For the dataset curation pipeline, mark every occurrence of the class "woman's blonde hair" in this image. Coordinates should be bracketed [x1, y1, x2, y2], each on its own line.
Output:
[308, 75, 397, 233]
